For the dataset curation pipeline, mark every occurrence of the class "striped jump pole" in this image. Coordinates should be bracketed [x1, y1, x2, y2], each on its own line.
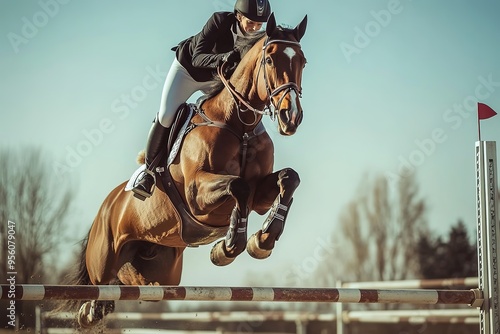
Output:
[0, 284, 482, 305]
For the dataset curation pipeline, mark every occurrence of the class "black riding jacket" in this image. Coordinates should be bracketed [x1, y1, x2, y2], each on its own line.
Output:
[174, 12, 237, 82]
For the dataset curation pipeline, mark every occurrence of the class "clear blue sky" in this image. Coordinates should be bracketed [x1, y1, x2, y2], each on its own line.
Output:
[1, 0, 499, 288]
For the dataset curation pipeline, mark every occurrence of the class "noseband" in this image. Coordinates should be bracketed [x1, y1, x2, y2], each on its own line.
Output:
[217, 38, 303, 125]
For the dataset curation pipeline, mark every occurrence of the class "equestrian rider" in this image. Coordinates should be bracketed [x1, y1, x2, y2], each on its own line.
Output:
[132, 0, 272, 200]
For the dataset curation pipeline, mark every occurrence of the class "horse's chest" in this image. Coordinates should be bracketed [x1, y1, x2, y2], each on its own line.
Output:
[239, 132, 273, 169]
[232, 146, 272, 179]
[209, 137, 272, 177]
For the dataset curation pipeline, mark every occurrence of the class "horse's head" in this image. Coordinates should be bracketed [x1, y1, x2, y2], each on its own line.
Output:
[261, 13, 307, 136]
[216, 13, 307, 135]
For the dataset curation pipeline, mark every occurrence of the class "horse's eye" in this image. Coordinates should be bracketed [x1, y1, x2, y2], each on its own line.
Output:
[265, 56, 273, 65]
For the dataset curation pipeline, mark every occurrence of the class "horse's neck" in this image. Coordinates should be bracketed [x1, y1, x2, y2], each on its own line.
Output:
[203, 65, 265, 132]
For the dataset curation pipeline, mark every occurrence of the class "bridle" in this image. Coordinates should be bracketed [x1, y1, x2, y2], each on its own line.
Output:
[217, 37, 303, 126]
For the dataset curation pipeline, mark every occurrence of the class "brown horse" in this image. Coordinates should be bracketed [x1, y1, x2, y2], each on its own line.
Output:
[65, 13, 307, 328]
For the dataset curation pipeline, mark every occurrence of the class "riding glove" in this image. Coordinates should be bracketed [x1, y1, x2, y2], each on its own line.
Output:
[220, 50, 241, 76]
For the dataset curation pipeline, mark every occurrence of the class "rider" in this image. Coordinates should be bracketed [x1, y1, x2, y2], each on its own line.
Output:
[132, 0, 272, 200]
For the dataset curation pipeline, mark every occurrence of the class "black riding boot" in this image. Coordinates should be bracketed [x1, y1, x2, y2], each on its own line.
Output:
[132, 117, 170, 200]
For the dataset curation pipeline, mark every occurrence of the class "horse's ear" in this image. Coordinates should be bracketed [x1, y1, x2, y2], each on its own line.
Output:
[293, 15, 308, 42]
[266, 12, 276, 37]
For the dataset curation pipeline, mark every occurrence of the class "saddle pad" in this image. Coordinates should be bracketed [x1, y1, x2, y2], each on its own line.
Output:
[167, 104, 194, 167]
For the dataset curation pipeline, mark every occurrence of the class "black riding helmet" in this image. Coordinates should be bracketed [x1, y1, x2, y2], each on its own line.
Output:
[234, 0, 271, 23]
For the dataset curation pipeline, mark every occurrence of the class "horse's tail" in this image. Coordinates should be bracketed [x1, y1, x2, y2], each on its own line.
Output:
[137, 150, 146, 165]
[51, 234, 92, 314]
[70, 235, 92, 286]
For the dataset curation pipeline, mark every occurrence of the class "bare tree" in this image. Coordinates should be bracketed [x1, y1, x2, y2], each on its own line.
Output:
[0, 147, 74, 284]
[317, 173, 428, 287]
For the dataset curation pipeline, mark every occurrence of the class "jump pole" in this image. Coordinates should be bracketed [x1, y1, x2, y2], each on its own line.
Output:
[476, 141, 500, 334]
[0, 285, 481, 304]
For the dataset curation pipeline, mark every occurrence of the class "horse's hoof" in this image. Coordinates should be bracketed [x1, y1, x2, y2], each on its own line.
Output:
[246, 231, 272, 259]
[77, 301, 103, 328]
[210, 240, 236, 266]
[77, 302, 95, 328]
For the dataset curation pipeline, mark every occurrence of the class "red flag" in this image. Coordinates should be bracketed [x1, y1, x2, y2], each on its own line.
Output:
[478, 102, 497, 120]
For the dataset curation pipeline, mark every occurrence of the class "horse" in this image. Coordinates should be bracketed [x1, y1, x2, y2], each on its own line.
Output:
[63, 13, 307, 328]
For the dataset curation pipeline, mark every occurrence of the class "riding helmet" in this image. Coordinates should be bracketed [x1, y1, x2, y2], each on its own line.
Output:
[234, 0, 271, 22]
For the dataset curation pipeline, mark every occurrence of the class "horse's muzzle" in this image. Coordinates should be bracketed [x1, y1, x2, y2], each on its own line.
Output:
[278, 108, 303, 135]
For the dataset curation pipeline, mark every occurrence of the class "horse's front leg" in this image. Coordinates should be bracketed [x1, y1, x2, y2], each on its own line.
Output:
[188, 171, 250, 266]
[247, 168, 300, 259]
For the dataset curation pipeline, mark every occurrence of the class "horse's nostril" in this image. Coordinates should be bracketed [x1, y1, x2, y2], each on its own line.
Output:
[280, 109, 303, 126]
[279, 109, 291, 122]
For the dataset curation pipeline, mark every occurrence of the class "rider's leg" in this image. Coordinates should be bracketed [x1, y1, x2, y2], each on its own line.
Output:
[132, 58, 213, 199]
[132, 116, 170, 199]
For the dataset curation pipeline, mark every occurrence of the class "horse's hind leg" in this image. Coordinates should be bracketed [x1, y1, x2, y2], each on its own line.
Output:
[247, 168, 300, 259]
[78, 242, 183, 328]
[77, 276, 116, 328]
[78, 299, 115, 329]
[77, 219, 117, 329]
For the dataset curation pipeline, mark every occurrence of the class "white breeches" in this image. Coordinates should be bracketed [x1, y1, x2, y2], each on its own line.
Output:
[157, 58, 215, 127]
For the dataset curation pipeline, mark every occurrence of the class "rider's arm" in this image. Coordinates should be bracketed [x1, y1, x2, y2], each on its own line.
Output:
[191, 13, 232, 69]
